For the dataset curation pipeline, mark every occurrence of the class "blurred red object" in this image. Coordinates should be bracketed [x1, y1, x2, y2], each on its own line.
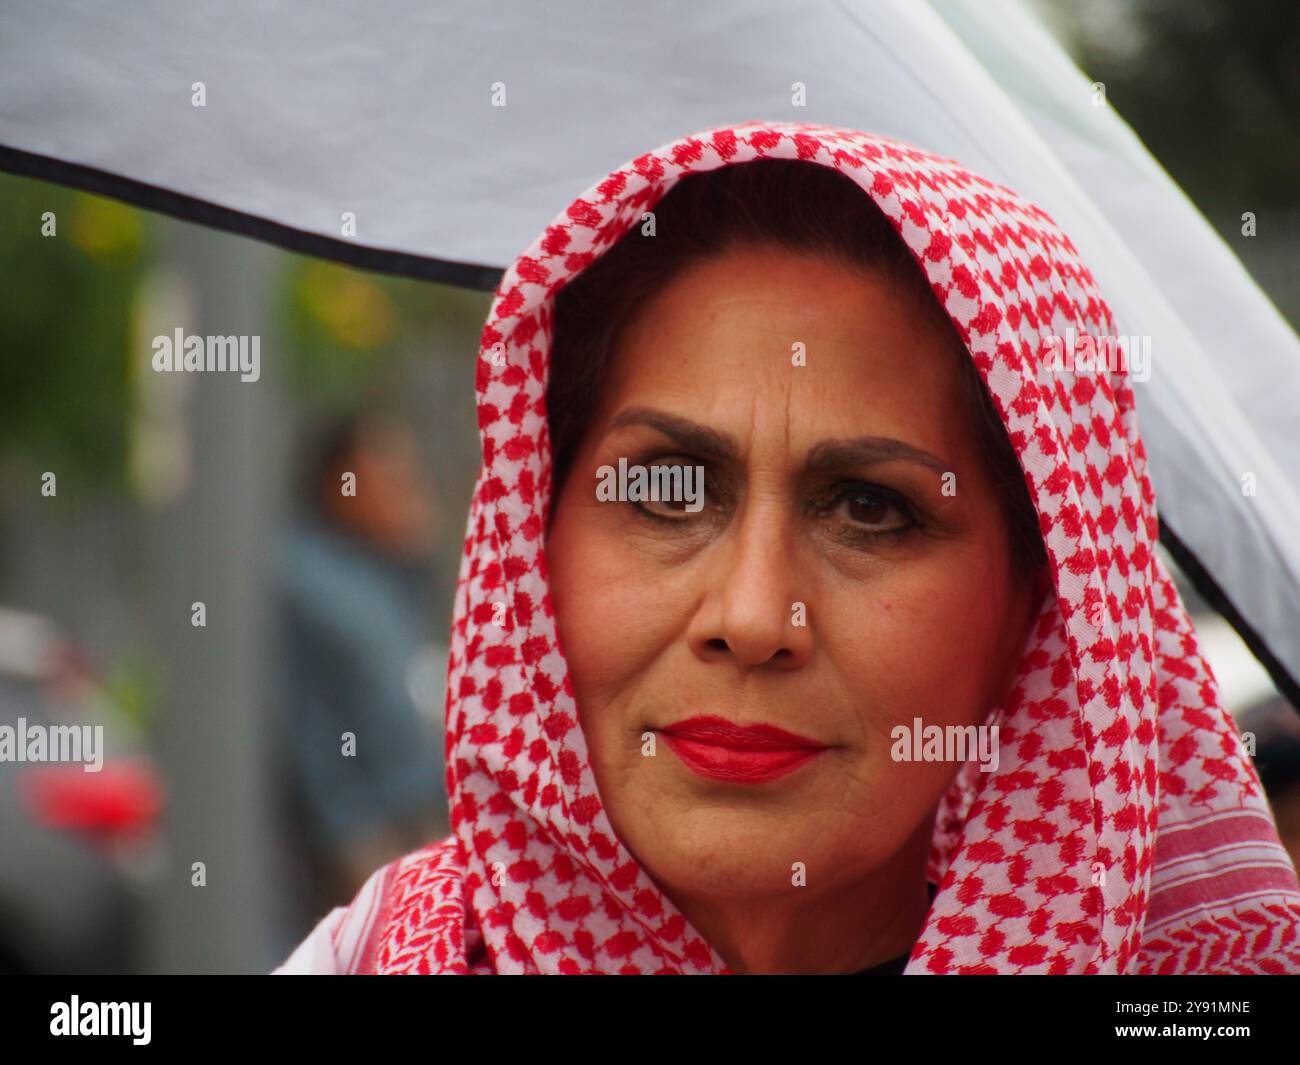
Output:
[19, 759, 164, 838]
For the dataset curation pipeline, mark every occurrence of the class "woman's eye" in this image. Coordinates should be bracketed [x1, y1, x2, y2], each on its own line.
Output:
[627, 463, 709, 522]
[827, 484, 915, 537]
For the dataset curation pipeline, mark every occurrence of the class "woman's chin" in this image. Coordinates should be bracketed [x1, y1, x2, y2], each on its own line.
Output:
[617, 802, 888, 903]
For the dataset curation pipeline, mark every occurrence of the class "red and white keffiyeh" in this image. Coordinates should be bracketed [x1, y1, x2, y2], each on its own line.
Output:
[276, 121, 1300, 975]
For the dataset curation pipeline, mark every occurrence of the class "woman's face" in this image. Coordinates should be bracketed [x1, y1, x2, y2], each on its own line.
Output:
[545, 243, 1043, 919]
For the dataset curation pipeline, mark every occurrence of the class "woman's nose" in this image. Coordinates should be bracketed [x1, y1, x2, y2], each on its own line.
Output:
[686, 497, 815, 670]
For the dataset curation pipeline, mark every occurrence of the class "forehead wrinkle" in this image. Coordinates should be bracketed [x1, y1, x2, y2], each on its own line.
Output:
[744, 349, 797, 483]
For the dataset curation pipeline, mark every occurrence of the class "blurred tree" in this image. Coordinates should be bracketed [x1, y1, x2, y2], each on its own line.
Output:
[1075, 0, 1299, 211]
[274, 252, 491, 410]
[0, 177, 486, 496]
[0, 176, 150, 494]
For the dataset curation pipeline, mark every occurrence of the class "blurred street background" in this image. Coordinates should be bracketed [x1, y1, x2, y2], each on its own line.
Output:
[0, 0, 1296, 973]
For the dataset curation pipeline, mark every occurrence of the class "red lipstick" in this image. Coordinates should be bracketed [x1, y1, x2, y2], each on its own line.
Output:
[657, 715, 828, 784]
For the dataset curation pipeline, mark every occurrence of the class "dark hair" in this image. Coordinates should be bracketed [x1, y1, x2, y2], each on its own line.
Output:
[547, 158, 1048, 574]
[301, 412, 363, 517]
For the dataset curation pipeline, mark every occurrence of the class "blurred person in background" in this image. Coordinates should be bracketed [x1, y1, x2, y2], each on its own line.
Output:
[272, 410, 450, 930]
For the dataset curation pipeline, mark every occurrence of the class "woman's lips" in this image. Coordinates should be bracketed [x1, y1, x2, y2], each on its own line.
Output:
[657, 715, 828, 784]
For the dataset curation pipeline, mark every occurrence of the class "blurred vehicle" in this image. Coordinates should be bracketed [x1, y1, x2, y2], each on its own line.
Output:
[0, 607, 163, 974]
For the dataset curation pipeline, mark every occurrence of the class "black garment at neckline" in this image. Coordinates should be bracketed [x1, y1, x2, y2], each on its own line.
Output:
[851, 881, 937, 975]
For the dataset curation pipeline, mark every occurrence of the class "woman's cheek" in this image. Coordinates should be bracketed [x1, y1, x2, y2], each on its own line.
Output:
[918, 561, 1018, 722]
[841, 556, 1005, 729]
[555, 533, 679, 731]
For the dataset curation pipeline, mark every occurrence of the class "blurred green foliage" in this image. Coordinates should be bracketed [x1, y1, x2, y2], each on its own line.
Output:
[102, 653, 165, 736]
[273, 252, 489, 409]
[1077, 0, 1300, 211]
[0, 174, 150, 494]
[276, 256, 404, 400]
[0, 175, 487, 495]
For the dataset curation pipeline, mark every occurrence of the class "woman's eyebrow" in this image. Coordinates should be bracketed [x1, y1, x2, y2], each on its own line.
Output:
[604, 406, 948, 474]
[803, 438, 949, 475]
[606, 407, 738, 462]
